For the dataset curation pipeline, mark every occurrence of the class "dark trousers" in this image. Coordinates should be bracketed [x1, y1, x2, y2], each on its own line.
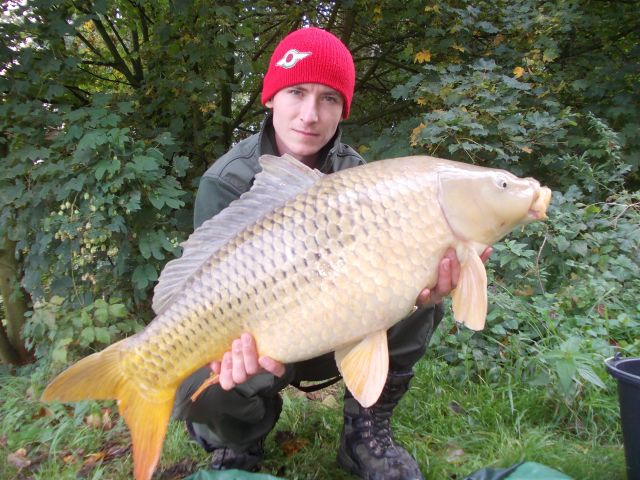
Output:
[172, 304, 444, 452]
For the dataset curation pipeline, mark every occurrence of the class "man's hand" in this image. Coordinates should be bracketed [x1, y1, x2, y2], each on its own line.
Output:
[210, 333, 286, 390]
[415, 247, 493, 307]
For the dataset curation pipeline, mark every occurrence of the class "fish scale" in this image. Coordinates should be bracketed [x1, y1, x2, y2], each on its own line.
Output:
[42, 154, 551, 480]
[129, 163, 440, 390]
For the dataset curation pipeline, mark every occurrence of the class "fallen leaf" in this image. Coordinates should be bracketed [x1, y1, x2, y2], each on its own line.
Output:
[448, 401, 465, 415]
[274, 431, 310, 457]
[155, 459, 199, 480]
[7, 448, 31, 469]
[32, 406, 53, 420]
[101, 408, 114, 430]
[85, 413, 102, 429]
[513, 66, 525, 78]
[82, 451, 106, 469]
[445, 442, 465, 464]
[26, 386, 36, 400]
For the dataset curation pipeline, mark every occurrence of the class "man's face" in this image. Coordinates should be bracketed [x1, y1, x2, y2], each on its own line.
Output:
[266, 83, 344, 167]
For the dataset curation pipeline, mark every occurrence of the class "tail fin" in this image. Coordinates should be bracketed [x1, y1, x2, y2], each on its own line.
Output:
[41, 339, 175, 480]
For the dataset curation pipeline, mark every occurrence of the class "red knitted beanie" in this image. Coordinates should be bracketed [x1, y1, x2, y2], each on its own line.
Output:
[261, 27, 355, 119]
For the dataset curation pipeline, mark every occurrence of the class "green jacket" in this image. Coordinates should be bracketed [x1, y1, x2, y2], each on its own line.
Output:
[194, 114, 365, 228]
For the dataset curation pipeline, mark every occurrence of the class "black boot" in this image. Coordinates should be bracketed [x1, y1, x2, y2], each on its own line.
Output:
[186, 393, 283, 472]
[337, 370, 424, 480]
[209, 441, 264, 472]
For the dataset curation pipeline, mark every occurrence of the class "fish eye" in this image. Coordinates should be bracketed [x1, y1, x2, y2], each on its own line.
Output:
[496, 175, 508, 189]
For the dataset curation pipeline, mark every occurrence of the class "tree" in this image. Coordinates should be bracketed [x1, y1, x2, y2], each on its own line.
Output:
[1, 0, 638, 365]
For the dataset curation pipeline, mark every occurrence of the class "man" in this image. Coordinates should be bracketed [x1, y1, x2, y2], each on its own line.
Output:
[173, 27, 487, 480]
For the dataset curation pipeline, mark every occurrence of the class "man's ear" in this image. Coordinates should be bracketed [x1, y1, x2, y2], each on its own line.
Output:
[265, 99, 273, 108]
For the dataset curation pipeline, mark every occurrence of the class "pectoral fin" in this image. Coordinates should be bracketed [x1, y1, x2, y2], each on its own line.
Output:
[451, 247, 487, 330]
[335, 330, 389, 407]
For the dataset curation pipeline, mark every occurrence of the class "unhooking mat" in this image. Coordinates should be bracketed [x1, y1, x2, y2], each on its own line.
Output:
[184, 461, 573, 479]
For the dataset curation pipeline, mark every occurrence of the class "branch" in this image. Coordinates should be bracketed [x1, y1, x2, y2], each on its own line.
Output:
[127, 0, 153, 41]
[340, 4, 356, 46]
[104, 13, 132, 57]
[91, 16, 138, 86]
[64, 84, 91, 105]
[80, 60, 117, 67]
[130, 27, 143, 81]
[560, 23, 639, 61]
[75, 30, 106, 60]
[77, 66, 134, 87]
[231, 87, 262, 132]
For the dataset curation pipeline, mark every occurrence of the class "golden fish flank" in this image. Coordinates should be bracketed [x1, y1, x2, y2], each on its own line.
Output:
[41, 154, 551, 480]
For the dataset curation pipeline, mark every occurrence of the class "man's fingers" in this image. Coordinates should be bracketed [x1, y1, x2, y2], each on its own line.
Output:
[231, 338, 247, 385]
[447, 251, 460, 288]
[219, 351, 234, 390]
[210, 360, 222, 375]
[241, 333, 260, 376]
[259, 356, 286, 377]
[415, 288, 431, 307]
[438, 256, 452, 293]
[480, 247, 493, 264]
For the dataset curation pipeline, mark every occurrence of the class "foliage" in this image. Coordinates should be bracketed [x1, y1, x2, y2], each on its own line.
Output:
[0, 0, 638, 476]
[1, 95, 190, 304]
[23, 296, 142, 365]
[432, 129, 639, 408]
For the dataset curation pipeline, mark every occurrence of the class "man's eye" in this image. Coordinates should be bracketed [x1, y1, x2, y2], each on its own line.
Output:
[324, 96, 338, 103]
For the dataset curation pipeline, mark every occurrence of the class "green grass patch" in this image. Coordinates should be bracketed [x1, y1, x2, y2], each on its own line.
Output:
[1, 357, 625, 479]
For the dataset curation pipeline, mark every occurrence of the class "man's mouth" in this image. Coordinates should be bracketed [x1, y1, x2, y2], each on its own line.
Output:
[293, 129, 319, 137]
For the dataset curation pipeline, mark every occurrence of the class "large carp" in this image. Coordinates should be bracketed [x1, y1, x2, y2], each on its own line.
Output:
[42, 154, 551, 480]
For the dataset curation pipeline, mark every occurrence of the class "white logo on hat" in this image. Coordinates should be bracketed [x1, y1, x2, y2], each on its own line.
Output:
[276, 49, 312, 69]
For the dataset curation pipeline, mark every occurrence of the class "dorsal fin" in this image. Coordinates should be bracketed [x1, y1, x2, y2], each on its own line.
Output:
[152, 154, 324, 314]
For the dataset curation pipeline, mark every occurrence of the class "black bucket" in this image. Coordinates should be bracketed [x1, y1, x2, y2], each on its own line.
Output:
[606, 355, 640, 480]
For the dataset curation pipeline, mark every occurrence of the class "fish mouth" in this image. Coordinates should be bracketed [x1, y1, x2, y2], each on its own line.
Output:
[528, 186, 552, 220]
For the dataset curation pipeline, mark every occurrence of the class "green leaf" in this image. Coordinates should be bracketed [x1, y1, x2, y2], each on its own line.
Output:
[139, 236, 152, 259]
[77, 131, 107, 151]
[172, 155, 190, 177]
[108, 303, 128, 318]
[555, 358, 576, 395]
[132, 264, 158, 290]
[51, 338, 72, 363]
[80, 327, 95, 345]
[148, 193, 165, 209]
[577, 365, 606, 388]
[94, 327, 111, 344]
[133, 155, 159, 172]
[94, 305, 109, 324]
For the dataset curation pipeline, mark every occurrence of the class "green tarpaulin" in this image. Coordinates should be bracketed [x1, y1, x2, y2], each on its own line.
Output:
[184, 462, 573, 480]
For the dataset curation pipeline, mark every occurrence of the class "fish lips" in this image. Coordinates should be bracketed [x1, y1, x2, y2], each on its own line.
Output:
[527, 186, 552, 221]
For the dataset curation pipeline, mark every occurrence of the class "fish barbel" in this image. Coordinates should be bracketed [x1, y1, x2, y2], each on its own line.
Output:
[42, 154, 552, 479]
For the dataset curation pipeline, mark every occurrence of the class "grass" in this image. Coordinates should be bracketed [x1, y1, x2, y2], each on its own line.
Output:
[0, 357, 626, 479]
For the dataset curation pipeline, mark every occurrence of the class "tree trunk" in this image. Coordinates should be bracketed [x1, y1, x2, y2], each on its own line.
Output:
[0, 236, 31, 365]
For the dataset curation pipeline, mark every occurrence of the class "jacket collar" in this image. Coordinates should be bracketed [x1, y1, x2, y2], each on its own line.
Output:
[257, 112, 344, 174]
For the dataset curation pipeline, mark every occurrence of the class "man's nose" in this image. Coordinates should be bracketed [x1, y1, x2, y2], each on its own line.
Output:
[299, 97, 319, 123]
